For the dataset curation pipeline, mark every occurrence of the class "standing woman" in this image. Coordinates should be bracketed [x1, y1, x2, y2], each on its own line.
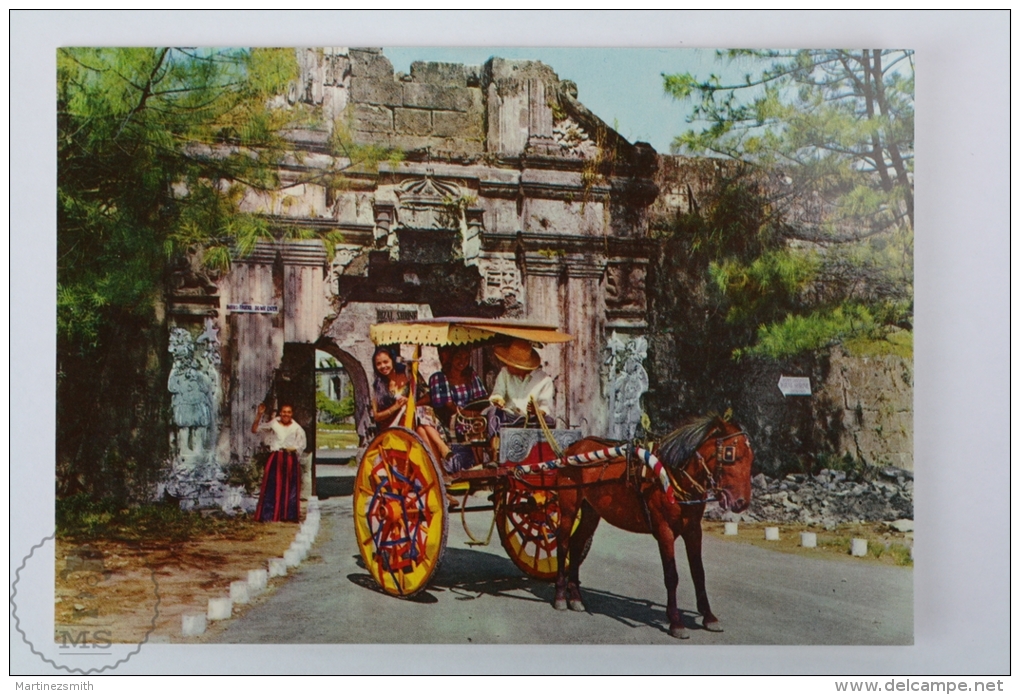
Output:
[371, 346, 452, 465]
[251, 403, 306, 522]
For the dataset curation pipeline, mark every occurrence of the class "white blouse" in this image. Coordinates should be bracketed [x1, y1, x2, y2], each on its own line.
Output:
[258, 419, 307, 452]
[489, 368, 555, 416]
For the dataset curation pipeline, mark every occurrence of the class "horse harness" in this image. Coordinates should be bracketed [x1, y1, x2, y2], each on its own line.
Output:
[658, 429, 750, 506]
[510, 428, 750, 504]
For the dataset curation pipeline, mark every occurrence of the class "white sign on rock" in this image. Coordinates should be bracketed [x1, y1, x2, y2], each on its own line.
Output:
[778, 375, 812, 397]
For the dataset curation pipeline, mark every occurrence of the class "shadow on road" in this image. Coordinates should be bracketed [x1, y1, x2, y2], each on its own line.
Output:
[346, 545, 702, 637]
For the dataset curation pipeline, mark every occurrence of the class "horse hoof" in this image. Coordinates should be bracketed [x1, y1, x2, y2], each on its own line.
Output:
[703, 619, 724, 633]
[669, 625, 690, 640]
[553, 599, 568, 611]
[568, 600, 586, 612]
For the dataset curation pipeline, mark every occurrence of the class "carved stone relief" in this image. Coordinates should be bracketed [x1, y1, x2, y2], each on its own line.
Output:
[169, 246, 219, 296]
[477, 256, 523, 312]
[552, 116, 600, 159]
[605, 263, 647, 314]
[499, 428, 584, 463]
[604, 332, 649, 441]
[395, 172, 464, 231]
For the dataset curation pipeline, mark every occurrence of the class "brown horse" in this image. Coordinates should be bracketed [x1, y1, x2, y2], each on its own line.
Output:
[552, 415, 753, 639]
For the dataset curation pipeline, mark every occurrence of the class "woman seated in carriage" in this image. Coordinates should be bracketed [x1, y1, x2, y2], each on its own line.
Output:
[370, 345, 452, 467]
[428, 345, 489, 427]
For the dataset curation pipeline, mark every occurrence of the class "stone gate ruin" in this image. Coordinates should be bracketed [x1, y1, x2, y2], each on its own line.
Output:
[162, 48, 912, 511]
[162, 48, 660, 509]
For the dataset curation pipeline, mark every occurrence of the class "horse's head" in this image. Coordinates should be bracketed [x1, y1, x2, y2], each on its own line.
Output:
[701, 420, 753, 513]
[657, 415, 754, 513]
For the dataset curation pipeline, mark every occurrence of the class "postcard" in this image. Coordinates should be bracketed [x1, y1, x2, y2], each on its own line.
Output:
[11, 13, 1010, 677]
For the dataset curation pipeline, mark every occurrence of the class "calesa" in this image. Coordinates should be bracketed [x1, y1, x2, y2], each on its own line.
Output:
[352, 317, 753, 639]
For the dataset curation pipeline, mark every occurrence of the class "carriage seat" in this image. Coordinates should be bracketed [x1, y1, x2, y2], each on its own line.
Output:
[498, 427, 584, 464]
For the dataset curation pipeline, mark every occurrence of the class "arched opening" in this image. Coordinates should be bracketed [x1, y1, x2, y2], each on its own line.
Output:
[313, 338, 372, 446]
[313, 338, 371, 499]
[314, 349, 359, 451]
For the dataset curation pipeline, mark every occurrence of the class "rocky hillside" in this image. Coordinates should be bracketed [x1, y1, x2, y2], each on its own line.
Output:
[707, 466, 913, 530]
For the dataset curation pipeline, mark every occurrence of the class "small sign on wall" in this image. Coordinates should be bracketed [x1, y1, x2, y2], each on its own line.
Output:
[778, 375, 812, 397]
[227, 303, 279, 314]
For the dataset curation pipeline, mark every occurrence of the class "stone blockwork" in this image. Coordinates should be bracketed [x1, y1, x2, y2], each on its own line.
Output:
[346, 49, 486, 156]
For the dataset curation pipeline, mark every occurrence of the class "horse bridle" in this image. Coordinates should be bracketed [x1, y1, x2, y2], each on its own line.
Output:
[669, 430, 750, 506]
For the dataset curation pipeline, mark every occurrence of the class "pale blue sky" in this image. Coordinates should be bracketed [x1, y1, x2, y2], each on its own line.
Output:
[384, 47, 750, 154]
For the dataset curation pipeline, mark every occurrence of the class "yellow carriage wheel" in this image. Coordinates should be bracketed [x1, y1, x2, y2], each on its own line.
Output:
[495, 485, 579, 582]
[353, 427, 448, 598]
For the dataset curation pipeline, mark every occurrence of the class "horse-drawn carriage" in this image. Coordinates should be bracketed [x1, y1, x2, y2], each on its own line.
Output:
[353, 317, 582, 596]
[354, 317, 754, 638]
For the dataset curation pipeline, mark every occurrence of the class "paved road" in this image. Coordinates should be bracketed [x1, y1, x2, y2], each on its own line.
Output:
[213, 495, 912, 645]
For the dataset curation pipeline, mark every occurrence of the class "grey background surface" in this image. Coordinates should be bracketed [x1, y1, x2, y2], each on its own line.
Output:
[11, 10, 1010, 675]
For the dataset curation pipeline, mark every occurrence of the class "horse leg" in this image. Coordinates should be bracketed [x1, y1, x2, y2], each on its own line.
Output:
[553, 489, 580, 611]
[565, 500, 601, 611]
[681, 523, 722, 631]
[654, 522, 689, 639]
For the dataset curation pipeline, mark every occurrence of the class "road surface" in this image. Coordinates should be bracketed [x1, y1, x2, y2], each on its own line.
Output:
[212, 494, 912, 645]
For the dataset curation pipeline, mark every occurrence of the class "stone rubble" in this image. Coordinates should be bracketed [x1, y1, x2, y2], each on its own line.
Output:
[706, 467, 913, 530]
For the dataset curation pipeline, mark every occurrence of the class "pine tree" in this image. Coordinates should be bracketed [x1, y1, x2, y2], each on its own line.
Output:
[663, 49, 914, 359]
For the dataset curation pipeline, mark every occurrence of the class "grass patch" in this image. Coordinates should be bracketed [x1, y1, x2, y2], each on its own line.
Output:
[56, 494, 259, 543]
[707, 521, 913, 568]
[819, 535, 852, 554]
[317, 426, 359, 449]
[888, 543, 913, 566]
[844, 327, 913, 359]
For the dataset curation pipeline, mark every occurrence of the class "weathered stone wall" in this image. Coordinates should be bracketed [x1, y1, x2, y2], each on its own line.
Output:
[817, 347, 913, 470]
[648, 155, 736, 222]
[347, 49, 486, 157]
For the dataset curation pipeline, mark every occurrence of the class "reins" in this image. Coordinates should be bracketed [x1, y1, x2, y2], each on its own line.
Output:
[666, 429, 750, 505]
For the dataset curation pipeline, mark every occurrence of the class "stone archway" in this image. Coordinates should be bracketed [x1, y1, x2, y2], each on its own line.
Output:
[314, 337, 372, 446]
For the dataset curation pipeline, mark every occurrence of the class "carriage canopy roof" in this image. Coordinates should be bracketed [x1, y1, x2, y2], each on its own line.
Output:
[370, 317, 574, 347]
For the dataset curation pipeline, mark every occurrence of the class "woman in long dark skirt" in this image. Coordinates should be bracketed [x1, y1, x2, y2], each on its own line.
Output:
[251, 403, 307, 522]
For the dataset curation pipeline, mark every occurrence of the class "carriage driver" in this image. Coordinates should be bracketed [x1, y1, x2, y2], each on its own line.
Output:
[487, 339, 556, 436]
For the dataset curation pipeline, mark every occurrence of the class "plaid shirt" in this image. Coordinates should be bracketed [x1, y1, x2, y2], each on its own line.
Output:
[429, 371, 488, 409]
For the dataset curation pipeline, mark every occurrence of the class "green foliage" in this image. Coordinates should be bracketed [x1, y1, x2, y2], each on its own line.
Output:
[738, 303, 877, 360]
[661, 49, 914, 360]
[56, 493, 258, 542]
[58, 47, 298, 353]
[665, 49, 913, 236]
[57, 48, 299, 502]
[814, 451, 870, 481]
[710, 249, 819, 326]
[888, 543, 913, 566]
[819, 535, 852, 554]
[844, 326, 913, 359]
[316, 387, 355, 424]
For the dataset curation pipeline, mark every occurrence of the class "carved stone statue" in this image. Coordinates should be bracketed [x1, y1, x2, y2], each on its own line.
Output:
[605, 333, 649, 441]
[167, 321, 220, 456]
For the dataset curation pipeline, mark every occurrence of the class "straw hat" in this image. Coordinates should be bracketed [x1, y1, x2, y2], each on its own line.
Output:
[493, 340, 541, 371]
